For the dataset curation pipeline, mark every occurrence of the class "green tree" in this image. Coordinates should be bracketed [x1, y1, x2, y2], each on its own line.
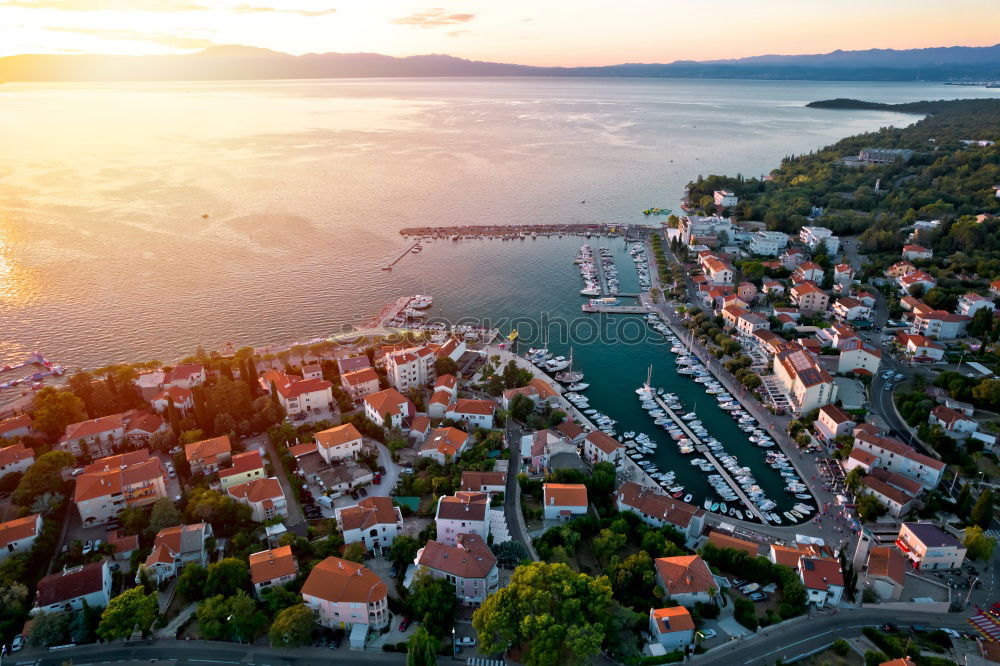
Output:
[27, 610, 72, 647]
[197, 591, 265, 642]
[205, 557, 251, 597]
[845, 467, 866, 493]
[593, 528, 626, 564]
[856, 494, 886, 522]
[957, 483, 973, 517]
[260, 584, 300, 616]
[509, 393, 534, 422]
[472, 561, 613, 666]
[434, 356, 458, 377]
[12, 450, 73, 506]
[148, 497, 182, 535]
[118, 506, 150, 536]
[964, 525, 996, 561]
[343, 542, 365, 563]
[268, 604, 314, 647]
[389, 534, 422, 569]
[177, 563, 208, 601]
[97, 586, 158, 640]
[972, 489, 995, 529]
[407, 626, 440, 666]
[31, 387, 87, 439]
[407, 571, 458, 638]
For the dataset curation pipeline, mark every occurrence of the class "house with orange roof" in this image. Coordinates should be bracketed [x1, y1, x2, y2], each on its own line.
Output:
[792, 261, 825, 284]
[314, 423, 363, 463]
[409, 415, 431, 442]
[761, 278, 785, 297]
[435, 491, 490, 546]
[769, 543, 807, 568]
[554, 420, 587, 444]
[813, 404, 856, 442]
[0, 414, 32, 440]
[340, 367, 380, 402]
[833, 263, 854, 285]
[428, 388, 455, 419]
[363, 388, 414, 430]
[790, 281, 829, 313]
[832, 297, 871, 322]
[542, 483, 588, 521]
[150, 385, 194, 415]
[259, 369, 333, 416]
[460, 470, 507, 494]
[615, 482, 705, 539]
[430, 336, 467, 362]
[706, 530, 760, 557]
[902, 244, 933, 261]
[122, 411, 168, 444]
[419, 426, 470, 465]
[433, 374, 458, 396]
[896, 333, 945, 363]
[0, 441, 35, 477]
[582, 430, 624, 467]
[852, 430, 944, 489]
[184, 435, 232, 474]
[837, 339, 882, 376]
[446, 399, 495, 430]
[227, 477, 287, 522]
[218, 449, 266, 490]
[648, 606, 695, 650]
[654, 555, 716, 606]
[105, 529, 139, 562]
[250, 545, 299, 598]
[301, 556, 389, 635]
[0, 513, 42, 561]
[413, 533, 499, 606]
[957, 292, 995, 318]
[75, 449, 167, 526]
[139, 522, 213, 584]
[897, 270, 937, 295]
[912, 309, 971, 340]
[336, 496, 403, 554]
[799, 557, 844, 607]
[865, 546, 906, 601]
[163, 363, 206, 389]
[59, 414, 126, 459]
[774, 347, 838, 414]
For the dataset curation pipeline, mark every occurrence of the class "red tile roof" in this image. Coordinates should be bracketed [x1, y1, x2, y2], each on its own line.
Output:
[585, 430, 621, 455]
[450, 399, 495, 416]
[0, 513, 40, 549]
[218, 449, 265, 479]
[707, 531, 760, 556]
[315, 423, 362, 450]
[867, 546, 905, 587]
[250, 545, 298, 585]
[0, 414, 32, 437]
[62, 414, 124, 442]
[35, 562, 106, 607]
[0, 442, 34, 468]
[651, 606, 695, 634]
[301, 556, 387, 605]
[543, 483, 588, 507]
[799, 557, 843, 591]
[338, 496, 400, 532]
[416, 533, 496, 579]
[617, 482, 703, 529]
[227, 477, 283, 504]
[421, 426, 469, 458]
[437, 491, 489, 521]
[654, 555, 715, 595]
[184, 436, 232, 465]
[342, 368, 378, 387]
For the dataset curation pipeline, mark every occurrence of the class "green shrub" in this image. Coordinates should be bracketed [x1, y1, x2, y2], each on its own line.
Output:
[832, 638, 850, 656]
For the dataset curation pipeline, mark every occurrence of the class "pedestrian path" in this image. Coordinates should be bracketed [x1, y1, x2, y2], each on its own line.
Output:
[155, 602, 197, 638]
[489, 509, 511, 543]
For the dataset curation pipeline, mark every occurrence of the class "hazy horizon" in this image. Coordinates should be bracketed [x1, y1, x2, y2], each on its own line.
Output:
[1, 0, 998, 66]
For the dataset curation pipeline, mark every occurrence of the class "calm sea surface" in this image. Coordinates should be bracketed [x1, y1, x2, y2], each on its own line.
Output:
[2, 77, 998, 511]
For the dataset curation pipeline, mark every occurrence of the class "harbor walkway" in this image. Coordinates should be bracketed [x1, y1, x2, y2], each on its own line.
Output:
[648, 392, 767, 523]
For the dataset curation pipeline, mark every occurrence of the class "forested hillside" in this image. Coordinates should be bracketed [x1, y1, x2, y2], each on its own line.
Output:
[685, 99, 1000, 252]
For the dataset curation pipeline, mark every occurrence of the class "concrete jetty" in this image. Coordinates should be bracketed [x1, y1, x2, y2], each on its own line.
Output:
[383, 240, 422, 270]
[582, 304, 648, 314]
[649, 392, 768, 524]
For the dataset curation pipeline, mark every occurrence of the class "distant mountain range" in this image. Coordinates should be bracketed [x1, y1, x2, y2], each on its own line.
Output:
[3, 43, 1000, 82]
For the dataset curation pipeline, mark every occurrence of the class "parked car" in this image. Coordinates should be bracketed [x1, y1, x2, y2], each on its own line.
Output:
[93, 539, 102, 551]
[894, 373, 904, 381]
[71, 467, 85, 476]
[739, 583, 760, 594]
[359, 487, 368, 497]
[697, 629, 717, 640]
[83, 540, 93, 555]
[748, 592, 767, 602]
[458, 636, 476, 646]
[940, 628, 961, 639]
[109, 562, 120, 572]
[11, 634, 23, 652]
[373, 473, 382, 485]
[398, 617, 411, 631]
[316, 495, 334, 509]
[731, 578, 747, 587]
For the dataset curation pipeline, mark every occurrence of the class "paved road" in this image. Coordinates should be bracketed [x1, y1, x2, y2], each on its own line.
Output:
[503, 417, 538, 560]
[691, 608, 974, 665]
[255, 433, 307, 535]
[17, 639, 407, 665]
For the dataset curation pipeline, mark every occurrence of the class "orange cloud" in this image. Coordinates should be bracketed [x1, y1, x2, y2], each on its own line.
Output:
[391, 8, 475, 29]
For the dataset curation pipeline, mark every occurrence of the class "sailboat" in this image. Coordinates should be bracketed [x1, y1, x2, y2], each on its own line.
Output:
[555, 347, 584, 383]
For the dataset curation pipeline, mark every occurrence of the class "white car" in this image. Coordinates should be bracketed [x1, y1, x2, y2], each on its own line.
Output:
[698, 629, 717, 640]
[940, 628, 961, 638]
[458, 636, 477, 646]
[11, 634, 24, 652]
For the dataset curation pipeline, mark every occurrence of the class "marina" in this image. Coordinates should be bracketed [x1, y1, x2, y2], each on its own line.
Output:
[399, 222, 655, 241]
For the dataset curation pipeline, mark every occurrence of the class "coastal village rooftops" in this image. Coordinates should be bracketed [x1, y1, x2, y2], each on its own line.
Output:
[867, 546, 906, 585]
[432, 337, 463, 359]
[0, 513, 41, 549]
[650, 606, 695, 634]
[227, 477, 283, 504]
[61, 414, 124, 442]
[900, 271, 936, 287]
[288, 441, 317, 457]
[164, 363, 204, 385]
[903, 244, 931, 254]
[364, 388, 413, 419]
[799, 557, 843, 591]
[35, 562, 105, 607]
[106, 530, 139, 555]
[249, 545, 298, 585]
[862, 475, 913, 506]
[184, 435, 232, 465]
[421, 426, 469, 458]
[870, 468, 923, 495]
[450, 399, 495, 416]
[437, 491, 489, 521]
[555, 420, 586, 440]
[848, 448, 877, 468]
[777, 347, 833, 388]
[707, 531, 760, 556]
[430, 389, 453, 407]
[218, 450, 264, 480]
[145, 523, 209, 568]
[902, 522, 961, 548]
[410, 415, 431, 435]
[527, 377, 559, 400]
[338, 496, 400, 532]
[617, 481, 703, 528]
[301, 556, 387, 604]
[791, 281, 825, 296]
[543, 483, 588, 508]
[931, 405, 972, 429]
[336, 355, 371, 375]
[0, 414, 31, 437]
[315, 423, 363, 450]
[152, 385, 192, 404]
[771, 544, 808, 568]
[896, 333, 943, 350]
[585, 430, 622, 455]
[416, 533, 496, 579]
[835, 263, 853, 274]
[342, 368, 378, 387]
[654, 555, 715, 595]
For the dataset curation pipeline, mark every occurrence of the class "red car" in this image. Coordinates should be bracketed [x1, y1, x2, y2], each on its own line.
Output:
[398, 617, 411, 631]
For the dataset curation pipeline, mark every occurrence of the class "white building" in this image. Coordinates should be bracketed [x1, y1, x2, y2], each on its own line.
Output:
[850, 428, 945, 489]
[929, 406, 978, 438]
[832, 297, 871, 322]
[713, 190, 738, 208]
[746, 230, 789, 256]
[385, 345, 436, 392]
[315, 423, 364, 463]
[957, 293, 996, 318]
[301, 557, 389, 634]
[363, 389, 415, 430]
[774, 347, 838, 414]
[418, 426, 471, 465]
[33, 561, 112, 614]
[911, 310, 970, 340]
[649, 607, 695, 650]
[0, 513, 43, 561]
[0, 441, 35, 477]
[435, 491, 490, 546]
[163, 363, 206, 390]
[616, 482, 705, 539]
[227, 477, 288, 522]
[445, 399, 495, 430]
[799, 226, 840, 254]
[139, 523, 213, 584]
[250, 545, 299, 598]
[582, 431, 624, 467]
[260, 370, 333, 416]
[837, 340, 882, 376]
[654, 555, 716, 607]
[542, 483, 588, 521]
[798, 557, 844, 607]
[412, 534, 500, 607]
[679, 215, 733, 248]
[74, 449, 167, 526]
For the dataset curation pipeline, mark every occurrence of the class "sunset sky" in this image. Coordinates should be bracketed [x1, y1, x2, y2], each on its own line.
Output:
[1, 0, 998, 66]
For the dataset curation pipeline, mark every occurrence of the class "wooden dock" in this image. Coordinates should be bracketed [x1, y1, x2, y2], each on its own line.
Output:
[650, 392, 768, 523]
[383, 240, 422, 271]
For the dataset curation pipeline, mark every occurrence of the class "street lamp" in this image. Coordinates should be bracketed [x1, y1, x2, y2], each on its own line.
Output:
[452, 627, 458, 661]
